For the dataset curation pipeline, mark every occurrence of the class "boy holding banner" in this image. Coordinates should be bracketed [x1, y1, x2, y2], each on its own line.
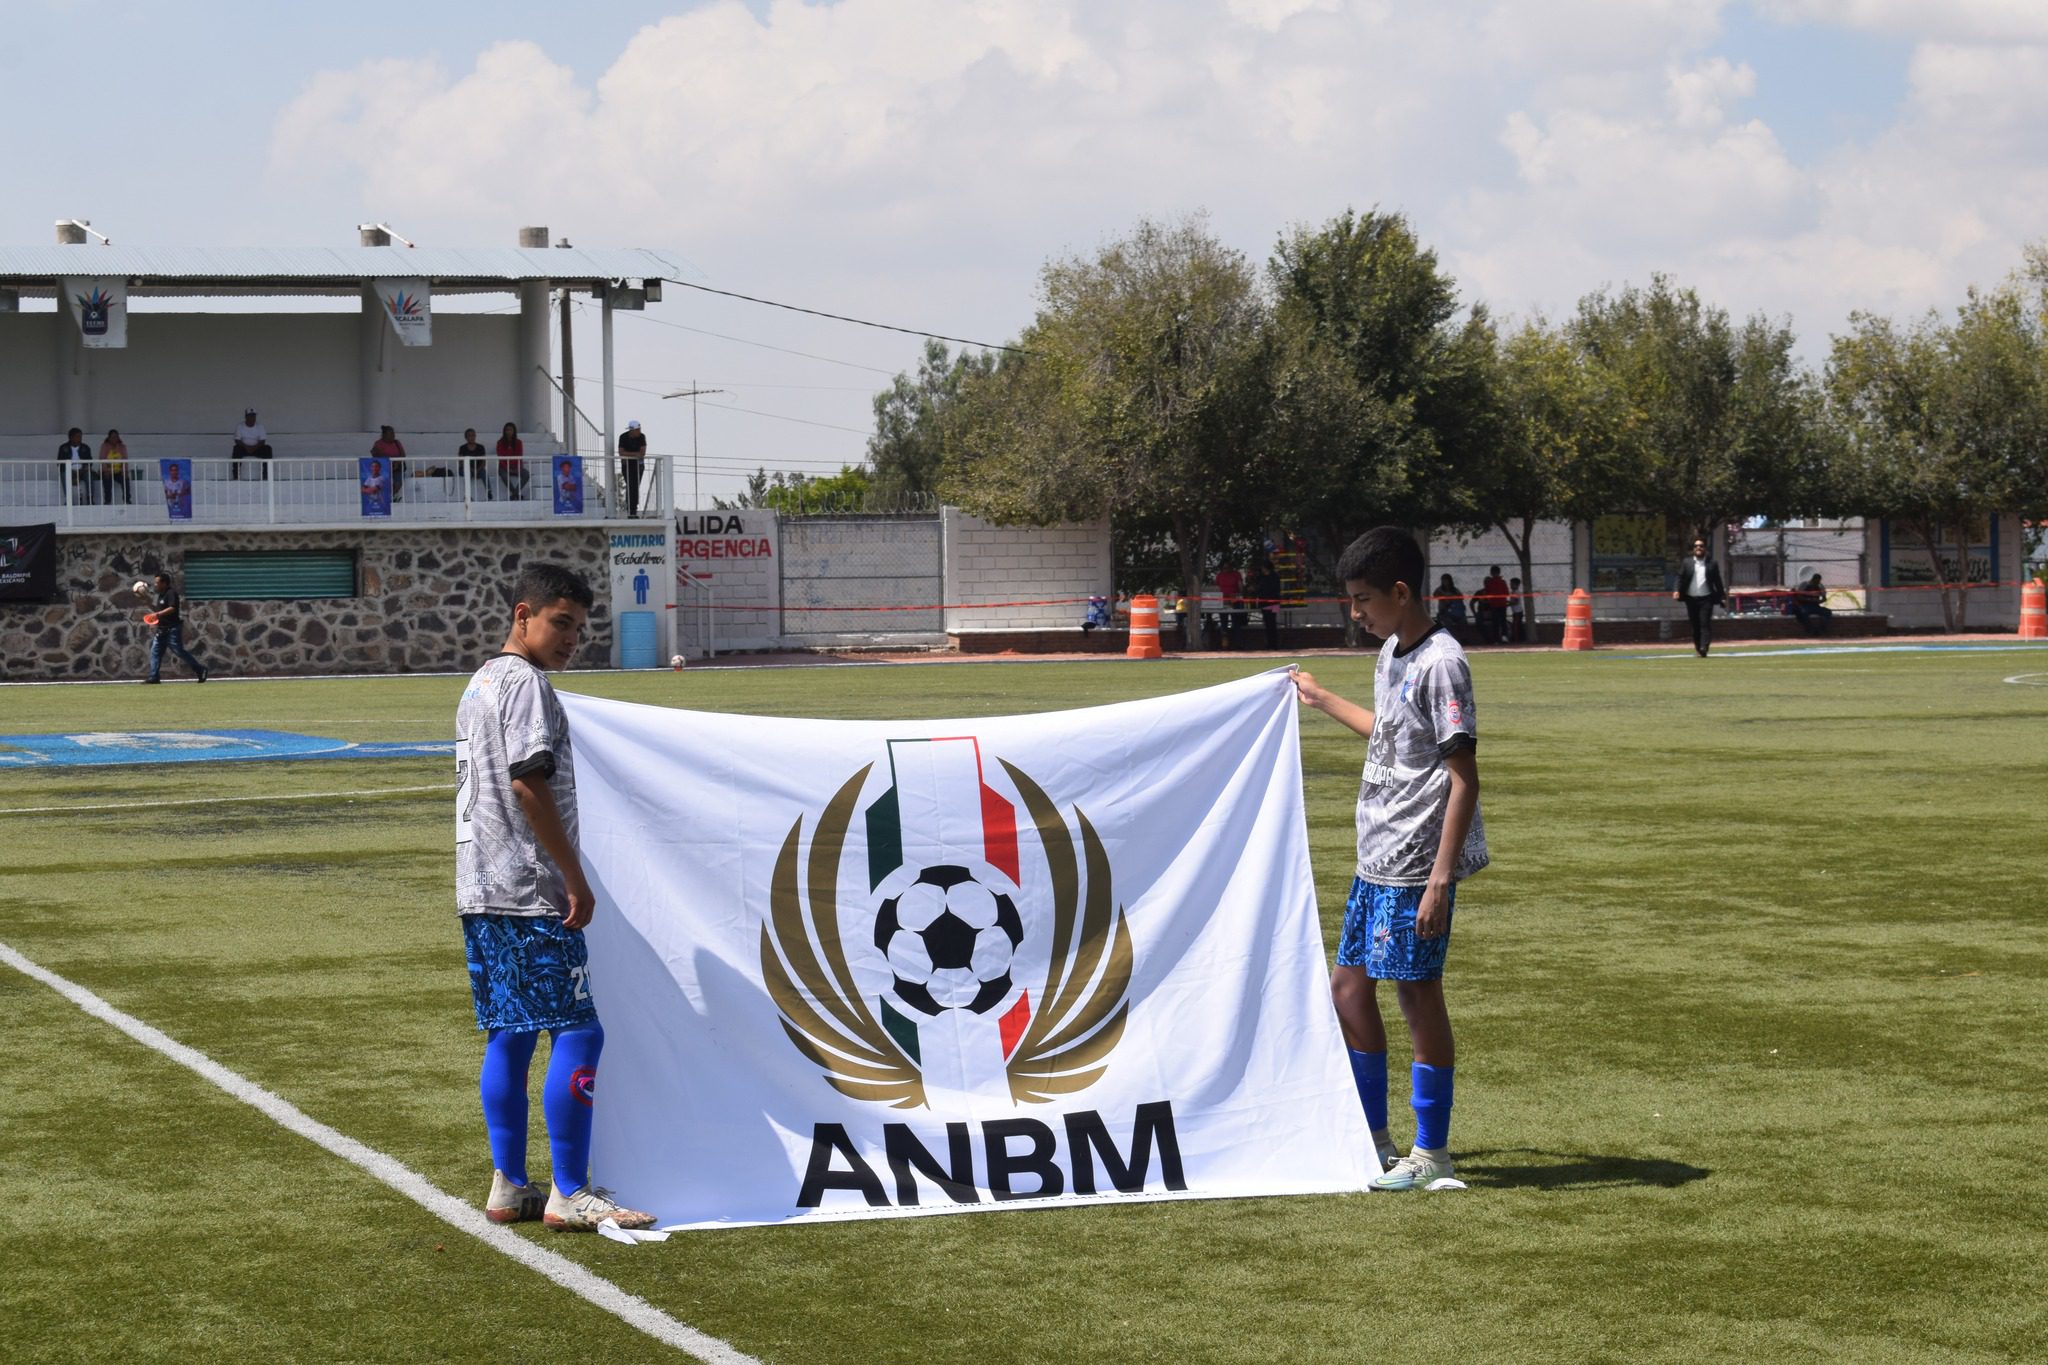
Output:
[456, 564, 654, 1232]
[1294, 527, 1488, 1191]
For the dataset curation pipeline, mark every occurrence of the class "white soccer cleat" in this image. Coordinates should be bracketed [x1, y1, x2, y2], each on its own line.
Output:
[544, 1182, 656, 1232]
[484, 1169, 546, 1224]
[1369, 1146, 1456, 1192]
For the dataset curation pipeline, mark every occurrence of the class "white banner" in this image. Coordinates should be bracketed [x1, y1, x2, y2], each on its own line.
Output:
[62, 277, 126, 348]
[373, 276, 432, 345]
[562, 669, 1370, 1229]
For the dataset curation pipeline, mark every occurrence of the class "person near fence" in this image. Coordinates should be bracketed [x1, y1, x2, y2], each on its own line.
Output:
[1476, 566, 1511, 645]
[1216, 561, 1246, 650]
[58, 428, 94, 504]
[456, 562, 654, 1233]
[1433, 573, 1467, 638]
[458, 428, 491, 500]
[1508, 576, 1526, 643]
[1673, 536, 1726, 657]
[97, 429, 132, 504]
[372, 426, 409, 502]
[496, 422, 530, 500]
[1252, 555, 1283, 649]
[232, 407, 273, 481]
[1791, 572, 1833, 635]
[618, 419, 647, 517]
[144, 571, 209, 684]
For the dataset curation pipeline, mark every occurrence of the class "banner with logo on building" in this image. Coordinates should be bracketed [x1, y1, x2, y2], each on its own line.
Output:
[62, 276, 127, 348]
[359, 457, 391, 518]
[561, 668, 1371, 1230]
[0, 522, 59, 601]
[552, 455, 584, 515]
[159, 459, 192, 522]
[372, 277, 432, 346]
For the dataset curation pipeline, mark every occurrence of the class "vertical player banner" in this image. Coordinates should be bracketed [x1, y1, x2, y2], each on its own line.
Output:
[563, 669, 1371, 1229]
[0, 522, 59, 601]
[373, 277, 433, 346]
[359, 458, 391, 518]
[62, 276, 127, 348]
[552, 455, 584, 516]
[159, 459, 192, 521]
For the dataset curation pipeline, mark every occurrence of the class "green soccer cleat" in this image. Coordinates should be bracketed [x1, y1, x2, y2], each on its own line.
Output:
[543, 1182, 657, 1232]
[484, 1170, 546, 1224]
[1369, 1146, 1455, 1192]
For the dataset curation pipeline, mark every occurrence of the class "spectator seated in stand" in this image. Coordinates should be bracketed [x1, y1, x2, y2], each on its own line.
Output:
[57, 427, 94, 503]
[232, 407, 274, 480]
[96, 429, 133, 504]
[371, 426, 408, 501]
[495, 422, 530, 500]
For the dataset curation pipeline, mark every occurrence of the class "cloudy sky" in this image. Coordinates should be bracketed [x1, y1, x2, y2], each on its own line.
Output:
[9, 0, 2047, 503]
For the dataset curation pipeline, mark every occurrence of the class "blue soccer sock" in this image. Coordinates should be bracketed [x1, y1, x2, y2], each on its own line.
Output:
[543, 1021, 605, 1195]
[479, 1028, 540, 1185]
[1412, 1062, 1454, 1152]
[1348, 1049, 1390, 1134]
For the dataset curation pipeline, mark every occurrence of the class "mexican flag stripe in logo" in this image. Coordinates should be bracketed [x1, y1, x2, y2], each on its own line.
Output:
[562, 670, 1371, 1229]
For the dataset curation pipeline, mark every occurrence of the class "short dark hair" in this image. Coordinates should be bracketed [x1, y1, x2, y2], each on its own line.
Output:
[1337, 526, 1426, 597]
[513, 563, 594, 613]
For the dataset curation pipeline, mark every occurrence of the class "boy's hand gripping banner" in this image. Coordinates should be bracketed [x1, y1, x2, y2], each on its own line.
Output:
[562, 670, 1369, 1229]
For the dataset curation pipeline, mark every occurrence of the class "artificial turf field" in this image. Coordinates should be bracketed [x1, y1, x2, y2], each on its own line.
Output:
[3, 644, 2045, 1364]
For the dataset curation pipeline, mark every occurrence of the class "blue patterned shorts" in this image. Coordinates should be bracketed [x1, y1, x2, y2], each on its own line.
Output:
[1337, 877, 1456, 980]
[461, 913, 598, 1033]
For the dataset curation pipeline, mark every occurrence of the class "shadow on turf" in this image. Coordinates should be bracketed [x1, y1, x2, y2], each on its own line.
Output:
[1452, 1149, 1709, 1191]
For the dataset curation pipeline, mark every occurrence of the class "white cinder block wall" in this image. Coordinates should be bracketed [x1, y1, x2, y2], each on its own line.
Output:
[942, 509, 1113, 632]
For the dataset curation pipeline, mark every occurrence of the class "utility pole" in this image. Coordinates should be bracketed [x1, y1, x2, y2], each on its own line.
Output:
[662, 382, 726, 509]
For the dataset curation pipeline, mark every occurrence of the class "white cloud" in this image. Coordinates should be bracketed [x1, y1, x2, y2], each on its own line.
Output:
[264, 0, 2048, 478]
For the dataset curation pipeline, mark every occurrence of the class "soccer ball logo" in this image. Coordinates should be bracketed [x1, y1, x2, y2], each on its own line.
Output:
[874, 864, 1023, 1016]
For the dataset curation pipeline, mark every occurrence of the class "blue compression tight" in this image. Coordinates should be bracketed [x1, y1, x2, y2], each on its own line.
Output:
[479, 1021, 606, 1192]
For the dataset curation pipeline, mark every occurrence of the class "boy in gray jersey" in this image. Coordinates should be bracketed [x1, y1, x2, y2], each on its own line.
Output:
[1295, 527, 1487, 1192]
[456, 563, 653, 1232]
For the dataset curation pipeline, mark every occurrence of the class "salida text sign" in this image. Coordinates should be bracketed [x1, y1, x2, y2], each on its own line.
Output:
[566, 670, 1369, 1229]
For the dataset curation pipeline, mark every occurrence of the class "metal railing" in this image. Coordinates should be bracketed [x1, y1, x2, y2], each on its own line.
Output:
[0, 455, 671, 528]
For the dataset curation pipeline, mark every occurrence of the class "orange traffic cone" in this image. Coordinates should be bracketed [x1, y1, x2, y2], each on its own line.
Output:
[2021, 579, 2046, 640]
[1126, 595, 1162, 659]
[1560, 588, 1594, 651]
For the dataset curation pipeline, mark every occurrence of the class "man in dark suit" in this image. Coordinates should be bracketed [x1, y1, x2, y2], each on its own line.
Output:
[1672, 535, 1726, 657]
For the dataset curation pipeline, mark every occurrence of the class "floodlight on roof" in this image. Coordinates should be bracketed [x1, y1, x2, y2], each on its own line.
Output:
[56, 219, 112, 246]
[356, 222, 418, 248]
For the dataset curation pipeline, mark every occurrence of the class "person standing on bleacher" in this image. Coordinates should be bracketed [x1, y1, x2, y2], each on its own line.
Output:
[373, 425, 409, 502]
[232, 407, 273, 480]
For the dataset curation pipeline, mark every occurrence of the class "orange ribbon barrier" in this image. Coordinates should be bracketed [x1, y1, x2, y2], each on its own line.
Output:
[1560, 588, 1593, 651]
[1126, 594, 1162, 659]
[2022, 580, 2046, 640]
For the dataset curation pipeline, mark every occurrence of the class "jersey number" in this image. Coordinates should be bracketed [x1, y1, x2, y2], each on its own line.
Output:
[570, 965, 591, 1002]
[455, 738, 475, 845]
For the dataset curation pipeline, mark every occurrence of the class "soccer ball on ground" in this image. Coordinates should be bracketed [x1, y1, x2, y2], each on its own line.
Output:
[132, 580, 149, 594]
[875, 864, 1024, 1016]
[670, 654, 687, 670]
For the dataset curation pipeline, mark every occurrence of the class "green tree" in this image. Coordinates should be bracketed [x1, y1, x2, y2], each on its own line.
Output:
[867, 340, 996, 499]
[1572, 276, 1825, 542]
[943, 214, 1272, 620]
[1263, 210, 1495, 584]
[715, 464, 874, 514]
[1827, 279, 2048, 631]
[1463, 319, 1633, 618]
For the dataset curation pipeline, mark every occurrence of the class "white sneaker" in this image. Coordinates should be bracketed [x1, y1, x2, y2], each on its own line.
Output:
[544, 1182, 656, 1232]
[484, 1170, 546, 1224]
[1369, 1146, 1455, 1192]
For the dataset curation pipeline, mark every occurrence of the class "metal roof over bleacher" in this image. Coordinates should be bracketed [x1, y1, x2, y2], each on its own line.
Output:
[0, 244, 694, 296]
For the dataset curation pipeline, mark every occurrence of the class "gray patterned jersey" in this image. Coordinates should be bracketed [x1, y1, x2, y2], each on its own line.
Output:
[1354, 627, 1489, 886]
[455, 653, 578, 917]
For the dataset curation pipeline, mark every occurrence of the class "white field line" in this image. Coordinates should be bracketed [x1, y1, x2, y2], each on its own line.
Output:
[0, 941, 757, 1365]
[0, 783, 458, 817]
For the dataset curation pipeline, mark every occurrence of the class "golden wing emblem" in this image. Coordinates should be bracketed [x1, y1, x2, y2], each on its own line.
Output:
[999, 760, 1133, 1104]
[760, 765, 927, 1109]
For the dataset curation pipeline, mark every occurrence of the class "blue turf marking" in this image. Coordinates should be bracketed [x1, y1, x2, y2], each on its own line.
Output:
[0, 729, 453, 768]
[1618, 642, 2048, 661]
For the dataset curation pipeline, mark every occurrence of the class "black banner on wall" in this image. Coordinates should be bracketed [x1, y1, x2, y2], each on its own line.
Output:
[0, 523, 59, 602]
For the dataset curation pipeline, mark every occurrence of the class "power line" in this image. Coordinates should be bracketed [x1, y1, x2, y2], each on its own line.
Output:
[619, 310, 900, 376]
[654, 276, 1027, 355]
